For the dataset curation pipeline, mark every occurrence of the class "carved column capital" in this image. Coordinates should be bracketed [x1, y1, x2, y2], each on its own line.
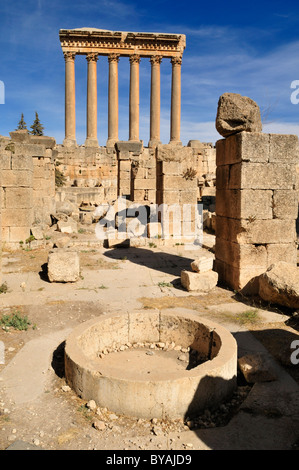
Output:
[108, 53, 120, 63]
[150, 55, 162, 65]
[63, 51, 76, 62]
[86, 52, 99, 63]
[129, 54, 141, 65]
[170, 56, 182, 66]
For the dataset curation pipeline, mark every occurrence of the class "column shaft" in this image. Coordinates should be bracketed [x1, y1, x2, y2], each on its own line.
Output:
[129, 55, 140, 141]
[107, 54, 120, 147]
[85, 53, 99, 147]
[170, 56, 182, 145]
[149, 55, 162, 148]
[63, 52, 76, 147]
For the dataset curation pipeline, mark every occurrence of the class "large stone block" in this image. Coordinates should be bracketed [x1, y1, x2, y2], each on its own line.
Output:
[215, 238, 267, 269]
[216, 132, 270, 166]
[269, 134, 299, 163]
[214, 258, 264, 293]
[4, 187, 33, 209]
[47, 249, 80, 283]
[157, 145, 193, 162]
[272, 190, 298, 219]
[11, 154, 34, 171]
[215, 93, 262, 138]
[181, 270, 218, 292]
[215, 189, 273, 220]
[228, 162, 296, 190]
[2, 208, 33, 227]
[0, 154, 11, 170]
[1, 169, 33, 187]
[216, 216, 296, 244]
[13, 143, 45, 158]
[134, 178, 156, 190]
[163, 175, 197, 191]
[9, 226, 31, 243]
[259, 261, 299, 308]
[266, 243, 297, 266]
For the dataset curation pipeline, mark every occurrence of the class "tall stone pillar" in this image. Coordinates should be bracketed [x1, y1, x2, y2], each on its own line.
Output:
[149, 55, 162, 148]
[85, 53, 99, 147]
[169, 56, 182, 146]
[63, 52, 76, 147]
[107, 53, 120, 147]
[214, 131, 298, 294]
[129, 55, 140, 142]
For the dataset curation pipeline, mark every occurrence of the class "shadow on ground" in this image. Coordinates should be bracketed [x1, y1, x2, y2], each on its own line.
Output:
[104, 246, 195, 277]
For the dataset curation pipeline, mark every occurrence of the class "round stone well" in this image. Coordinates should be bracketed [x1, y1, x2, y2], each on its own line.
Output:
[64, 309, 237, 419]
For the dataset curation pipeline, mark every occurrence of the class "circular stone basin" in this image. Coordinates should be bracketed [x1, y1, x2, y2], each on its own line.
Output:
[65, 308, 237, 419]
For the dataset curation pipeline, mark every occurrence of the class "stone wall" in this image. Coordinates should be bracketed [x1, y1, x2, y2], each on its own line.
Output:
[214, 131, 298, 294]
[0, 131, 56, 248]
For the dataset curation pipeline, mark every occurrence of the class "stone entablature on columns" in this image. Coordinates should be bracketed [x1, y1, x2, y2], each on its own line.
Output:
[59, 28, 186, 58]
[59, 28, 186, 147]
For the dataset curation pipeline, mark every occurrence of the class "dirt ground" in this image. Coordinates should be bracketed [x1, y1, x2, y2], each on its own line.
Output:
[0, 232, 298, 451]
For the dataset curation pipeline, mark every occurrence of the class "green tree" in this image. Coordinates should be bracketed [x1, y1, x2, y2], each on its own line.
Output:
[30, 111, 44, 136]
[16, 113, 27, 130]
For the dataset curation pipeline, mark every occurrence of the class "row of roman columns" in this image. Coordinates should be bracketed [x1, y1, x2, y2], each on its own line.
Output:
[63, 51, 182, 148]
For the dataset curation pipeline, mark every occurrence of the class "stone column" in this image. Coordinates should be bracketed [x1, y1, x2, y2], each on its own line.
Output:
[129, 55, 140, 142]
[85, 53, 99, 147]
[63, 51, 76, 147]
[169, 56, 182, 146]
[107, 53, 120, 147]
[149, 55, 162, 148]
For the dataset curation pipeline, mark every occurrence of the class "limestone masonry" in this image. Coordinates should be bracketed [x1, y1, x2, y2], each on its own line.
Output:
[0, 29, 298, 300]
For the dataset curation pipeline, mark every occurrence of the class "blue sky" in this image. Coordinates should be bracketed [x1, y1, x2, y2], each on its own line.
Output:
[1, 0, 299, 146]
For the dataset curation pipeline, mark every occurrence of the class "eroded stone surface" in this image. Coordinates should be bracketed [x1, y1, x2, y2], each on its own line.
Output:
[216, 93, 262, 138]
[258, 262, 299, 308]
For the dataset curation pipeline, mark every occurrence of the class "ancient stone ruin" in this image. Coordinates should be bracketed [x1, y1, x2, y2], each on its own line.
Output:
[0, 27, 299, 451]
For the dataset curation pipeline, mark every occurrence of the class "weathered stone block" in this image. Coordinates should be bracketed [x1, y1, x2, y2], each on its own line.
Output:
[119, 160, 131, 172]
[238, 353, 277, 383]
[134, 178, 156, 190]
[216, 93, 262, 137]
[266, 243, 297, 266]
[181, 270, 218, 292]
[228, 162, 296, 190]
[4, 187, 33, 209]
[47, 249, 80, 283]
[13, 143, 45, 158]
[0, 154, 11, 170]
[9, 130, 30, 143]
[162, 191, 179, 205]
[214, 258, 264, 293]
[180, 190, 197, 204]
[215, 189, 273, 220]
[273, 190, 298, 219]
[259, 261, 299, 308]
[216, 132, 270, 166]
[2, 208, 33, 228]
[216, 216, 296, 244]
[191, 257, 214, 273]
[11, 154, 34, 171]
[57, 218, 78, 234]
[1, 169, 32, 187]
[115, 141, 143, 155]
[269, 134, 299, 163]
[161, 161, 181, 175]
[29, 135, 56, 149]
[9, 226, 31, 243]
[215, 238, 267, 269]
